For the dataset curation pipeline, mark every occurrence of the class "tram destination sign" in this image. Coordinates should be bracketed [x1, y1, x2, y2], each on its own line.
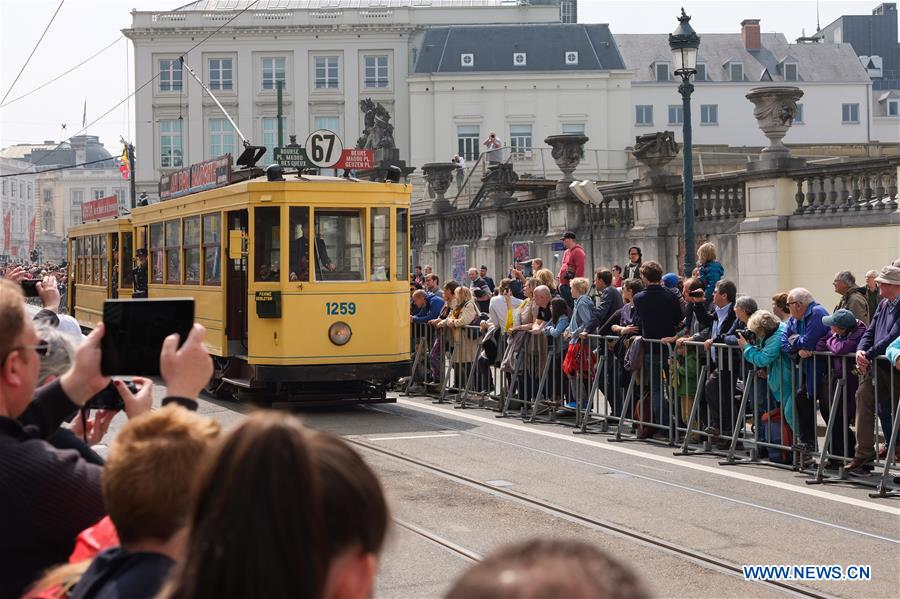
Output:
[159, 155, 232, 201]
[273, 146, 312, 169]
[81, 194, 119, 222]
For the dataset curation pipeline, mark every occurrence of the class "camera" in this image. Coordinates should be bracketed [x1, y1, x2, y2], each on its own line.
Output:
[84, 380, 138, 411]
[21, 279, 40, 298]
[737, 329, 757, 345]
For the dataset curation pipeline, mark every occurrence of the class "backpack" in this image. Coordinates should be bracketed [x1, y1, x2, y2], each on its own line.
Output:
[759, 407, 793, 464]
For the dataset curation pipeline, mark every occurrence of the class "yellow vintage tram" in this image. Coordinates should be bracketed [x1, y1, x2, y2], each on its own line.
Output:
[68, 171, 412, 403]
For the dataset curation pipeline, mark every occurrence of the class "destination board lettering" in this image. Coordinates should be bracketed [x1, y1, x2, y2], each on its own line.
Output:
[335, 149, 374, 170]
[81, 195, 119, 222]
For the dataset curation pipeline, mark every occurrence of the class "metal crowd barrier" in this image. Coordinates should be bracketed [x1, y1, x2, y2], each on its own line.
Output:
[406, 324, 900, 495]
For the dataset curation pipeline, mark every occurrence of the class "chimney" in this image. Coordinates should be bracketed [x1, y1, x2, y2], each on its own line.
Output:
[741, 19, 761, 51]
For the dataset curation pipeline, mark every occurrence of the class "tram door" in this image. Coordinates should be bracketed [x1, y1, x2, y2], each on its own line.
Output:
[226, 210, 248, 351]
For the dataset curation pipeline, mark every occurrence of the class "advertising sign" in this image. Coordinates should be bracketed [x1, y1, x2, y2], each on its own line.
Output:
[451, 245, 468, 283]
[159, 154, 232, 201]
[81, 195, 119, 222]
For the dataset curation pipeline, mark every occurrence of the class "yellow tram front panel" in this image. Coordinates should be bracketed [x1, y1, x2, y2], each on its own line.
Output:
[246, 180, 411, 367]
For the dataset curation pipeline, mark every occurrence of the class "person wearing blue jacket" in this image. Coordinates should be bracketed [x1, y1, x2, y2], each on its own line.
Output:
[780, 288, 830, 451]
[410, 289, 445, 325]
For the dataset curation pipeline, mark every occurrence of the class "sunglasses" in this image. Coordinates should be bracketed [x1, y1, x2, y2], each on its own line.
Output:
[0, 341, 49, 365]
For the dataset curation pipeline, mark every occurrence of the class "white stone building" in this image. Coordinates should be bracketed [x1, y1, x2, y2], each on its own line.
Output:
[124, 0, 562, 195]
[614, 19, 895, 152]
[0, 158, 36, 263]
[408, 23, 633, 181]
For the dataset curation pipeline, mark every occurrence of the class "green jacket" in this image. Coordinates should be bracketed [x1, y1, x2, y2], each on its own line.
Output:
[742, 323, 796, 432]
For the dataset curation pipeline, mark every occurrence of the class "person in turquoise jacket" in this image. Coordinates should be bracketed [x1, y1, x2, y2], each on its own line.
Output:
[886, 334, 900, 369]
[739, 311, 796, 433]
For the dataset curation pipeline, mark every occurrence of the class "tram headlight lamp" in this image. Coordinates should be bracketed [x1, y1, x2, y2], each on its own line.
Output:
[328, 321, 352, 346]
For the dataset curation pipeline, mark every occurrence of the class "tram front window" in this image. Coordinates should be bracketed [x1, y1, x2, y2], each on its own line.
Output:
[254, 207, 280, 282]
[313, 209, 364, 282]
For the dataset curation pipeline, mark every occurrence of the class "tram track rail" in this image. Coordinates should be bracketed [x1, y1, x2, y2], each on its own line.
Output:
[393, 518, 482, 563]
[349, 436, 838, 599]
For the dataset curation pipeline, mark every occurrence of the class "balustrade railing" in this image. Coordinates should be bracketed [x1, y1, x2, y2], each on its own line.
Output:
[588, 191, 634, 229]
[792, 159, 899, 215]
[693, 179, 746, 221]
[445, 213, 481, 242]
[509, 205, 548, 236]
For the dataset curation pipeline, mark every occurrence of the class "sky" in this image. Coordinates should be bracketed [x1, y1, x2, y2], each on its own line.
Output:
[0, 0, 886, 155]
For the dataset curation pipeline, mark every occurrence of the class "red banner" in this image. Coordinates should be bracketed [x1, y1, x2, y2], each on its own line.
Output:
[28, 216, 35, 253]
[3, 211, 9, 252]
[81, 195, 119, 222]
[334, 149, 374, 170]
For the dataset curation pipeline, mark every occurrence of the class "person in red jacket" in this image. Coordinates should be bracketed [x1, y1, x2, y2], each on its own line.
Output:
[557, 231, 585, 309]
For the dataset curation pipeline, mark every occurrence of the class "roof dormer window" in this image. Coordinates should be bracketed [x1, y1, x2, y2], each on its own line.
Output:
[728, 62, 744, 81]
[694, 63, 707, 81]
[565, 51, 578, 66]
[654, 62, 670, 81]
[784, 62, 798, 81]
[513, 52, 527, 67]
[461, 53, 474, 67]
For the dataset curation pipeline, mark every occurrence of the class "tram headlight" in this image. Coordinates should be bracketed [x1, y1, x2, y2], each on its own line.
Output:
[328, 321, 352, 346]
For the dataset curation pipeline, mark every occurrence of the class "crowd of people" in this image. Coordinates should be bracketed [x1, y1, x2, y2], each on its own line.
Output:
[1, 266, 655, 599]
[409, 234, 900, 474]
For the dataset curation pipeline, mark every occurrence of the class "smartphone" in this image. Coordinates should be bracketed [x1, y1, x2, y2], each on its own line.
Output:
[21, 279, 40, 297]
[84, 380, 138, 411]
[101, 298, 194, 376]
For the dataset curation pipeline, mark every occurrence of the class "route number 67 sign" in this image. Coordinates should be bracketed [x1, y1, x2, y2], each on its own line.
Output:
[304, 129, 344, 168]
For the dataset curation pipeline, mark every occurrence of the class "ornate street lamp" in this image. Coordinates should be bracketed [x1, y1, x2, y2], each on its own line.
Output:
[669, 8, 700, 276]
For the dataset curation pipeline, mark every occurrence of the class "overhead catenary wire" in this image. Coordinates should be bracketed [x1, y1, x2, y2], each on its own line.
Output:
[1, 0, 66, 105]
[0, 156, 114, 178]
[27, 0, 262, 169]
[0, 36, 123, 108]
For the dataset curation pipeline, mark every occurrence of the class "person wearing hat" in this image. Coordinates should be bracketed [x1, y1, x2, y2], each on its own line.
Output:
[133, 248, 148, 299]
[848, 265, 900, 472]
[662, 272, 681, 299]
[817, 308, 867, 463]
[557, 232, 585, 309]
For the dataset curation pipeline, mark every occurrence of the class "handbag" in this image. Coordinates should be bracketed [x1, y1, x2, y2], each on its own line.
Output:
[563, 341, 596, 376]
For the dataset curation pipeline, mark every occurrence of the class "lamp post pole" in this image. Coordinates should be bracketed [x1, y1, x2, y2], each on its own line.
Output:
[679, 76, 695, 277]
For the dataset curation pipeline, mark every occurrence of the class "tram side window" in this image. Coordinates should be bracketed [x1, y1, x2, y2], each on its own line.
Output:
[183, 216, 201, 284]
[122, 232, 133, 287]
[370, 208, 390, 281]
[287, 207, 309, 282]
[150, 223, 164, 283]
[313, 209, 364, 282]
[75, 239, 82, 284]
[396, 208, 409, 281]
[166, 220, 181, 284]
[202, 213, 221, 285]
[254, 207, 280, 282]
[100, 235, 108, 286]
[88, 236, 97, 285]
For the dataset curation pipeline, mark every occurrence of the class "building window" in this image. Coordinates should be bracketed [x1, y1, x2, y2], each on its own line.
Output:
[160, 119, 183, 168]
[159, 59, 182, 92]
[364, 55, 389, 88]
[841, 103, 860, 123]
[92, 189, 105, 200]
[262, 117, 287, 159]
[729, 62, 744, 81]
[700, 104, 718, 125]
[42, 189, 51, 202]
[560, 0, 576, 23]
[209, 58, 233, 91]
[314, 56, 339, 89]
[314, 116, 341, 135]
[784, 62, 798, 81]
[887, 99, 899, 116]
[70, 190, 83, 226]
[695, 63, 706, 81]
[261, 57, 286, 91]
[114, 188, 126, 208]
[460, 53, 474, 67]
[667, 105, 683, 125]
[457, 125, 480, 161]
[509, 125, 533, 158]
[794, 103, 804, 124]
[209, 118, 236, 158]
[561, 123, 584, 134]
[635, 105, 653, 125]
[655, 63, 670, 81]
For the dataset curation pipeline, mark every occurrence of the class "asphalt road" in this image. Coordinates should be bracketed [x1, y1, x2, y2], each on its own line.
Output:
[99, 386, 900, 599]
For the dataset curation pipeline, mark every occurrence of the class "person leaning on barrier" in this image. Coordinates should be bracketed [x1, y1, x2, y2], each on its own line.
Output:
[410, 289, 445, 325]
[424, 273, 440, 294]
[771, 292, 792, 322]
[696, 281, 740, 443]
[738, 310, 796, 441]
[483, 278, 523, 333]
[668, 278, 711, 346]
[780, 287, 831, 457]
[436, 286, 480, 389]
[0, 278, 213, 598]
[847, 265, 900, 472]
[161, 413, 388, 599]
[580, 269, 623, 339]
[444, 538, 650, 599]
[832, 270, 870, 324]
[815, 308, 867, 463]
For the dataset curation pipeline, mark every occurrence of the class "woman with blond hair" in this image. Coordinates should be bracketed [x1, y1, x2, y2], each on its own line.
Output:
[695, 242, 724, 303]
[437, 286, 480, 389]
[534, 268, 558, 295]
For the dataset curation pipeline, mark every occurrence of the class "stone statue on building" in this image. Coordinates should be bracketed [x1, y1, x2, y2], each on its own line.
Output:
[632, 131, 680, 162]
[356, 98, 396, 151]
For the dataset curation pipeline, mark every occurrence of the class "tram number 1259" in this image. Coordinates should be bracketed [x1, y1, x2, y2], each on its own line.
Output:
[326, 301, 356, 316]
